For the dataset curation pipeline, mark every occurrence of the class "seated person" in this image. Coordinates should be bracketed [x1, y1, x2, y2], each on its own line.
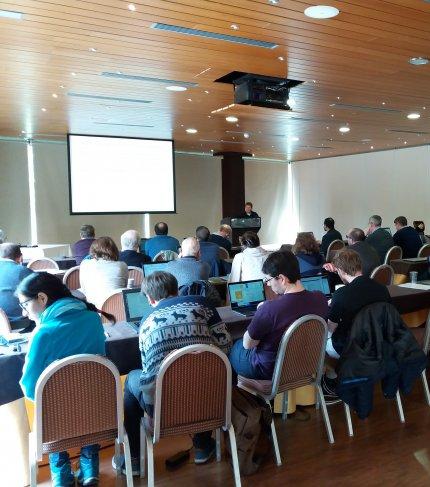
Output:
[165, 237, 210, 287]
[117, 271, 232, 474]
[413, 221, 430, 245]
[320, 217, 343, 257]
[326, 248, 391, 359]
[393, 216, 423, 258]
[72, 224, 96, 265]
[144, 222, 180, 260]
[345, 228, 380, 277]
[17, 272, 109, 487]
[79, 237, 128, 307]
[196, 225, 221, 277]
[229, 251, 328, 380]
[119, 229, 150, 267]
[0, 243, 33, 328]
[240, 201, 259, 218]
[365, 215, 394, 263]
[228, 231, 269, 283]
[209, 224, 232, 254]
[292, 232, 325, 277]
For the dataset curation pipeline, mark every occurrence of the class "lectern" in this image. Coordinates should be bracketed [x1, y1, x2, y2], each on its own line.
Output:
[221, 217, 261, 246]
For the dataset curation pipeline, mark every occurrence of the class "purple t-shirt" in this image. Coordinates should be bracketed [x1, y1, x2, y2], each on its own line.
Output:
[247, 290, 328, 379]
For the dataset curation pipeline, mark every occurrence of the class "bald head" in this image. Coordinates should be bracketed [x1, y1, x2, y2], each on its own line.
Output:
[181, 237, 200, 258]
[0, 243, 22, 262]
[121, 229, 140, 250]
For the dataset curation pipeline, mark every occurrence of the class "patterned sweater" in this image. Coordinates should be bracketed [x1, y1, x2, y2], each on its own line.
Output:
[138, 295, 232, 404]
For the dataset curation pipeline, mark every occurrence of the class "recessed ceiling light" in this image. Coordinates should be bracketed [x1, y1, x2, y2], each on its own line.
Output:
[187, 98, 192, 102]
[0, 10, 23, 20]
[278, 56, 284, 61]
[339, 126, 350, 133]
[318, 153, 321, 156]
[243, 132, 250, 138]
[41, 108, 47, 112]
[404, 141, 408, 144]
[21, 130, 26, 133]
[60, 85, 65, 89]
[230, 24, 239, 30]
[128, 3, 136, 11]
[409, 57, 429, 65]
[71, 72, 76, 76]
[407, 112, 420, 119]
[382, 102, 386, 105]
[166, 85, 187, 91]
[52, 93, 58, 98]
[204, 90, 210, 94]
[269, 0, 279, 4]
[186, 128, 197, 134]
[304, 5, 340, 19]
[226, 116, 238, 122]
[370, 146, 374, 149]
[288, 136, 300, 142]
[89, 47, 97, 52]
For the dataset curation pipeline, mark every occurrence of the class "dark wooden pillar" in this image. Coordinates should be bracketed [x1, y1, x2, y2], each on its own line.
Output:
[214, 151, 251, 218]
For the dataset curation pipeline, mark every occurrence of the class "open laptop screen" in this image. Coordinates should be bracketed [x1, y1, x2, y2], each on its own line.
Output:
[122, 289, 153, 323]
[301, 275, 331, 297]
[142, 262, 170, 277]
[228, 280, 265, 309]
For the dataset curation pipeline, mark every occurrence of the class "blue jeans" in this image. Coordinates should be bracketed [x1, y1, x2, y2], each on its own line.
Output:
[228, 339, 267, 379]
[49, 444, 99, 483]
[124, 369, 212, 457]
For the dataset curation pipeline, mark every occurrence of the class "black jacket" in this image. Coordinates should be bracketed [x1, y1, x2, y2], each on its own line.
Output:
[336, 302, 427, 419]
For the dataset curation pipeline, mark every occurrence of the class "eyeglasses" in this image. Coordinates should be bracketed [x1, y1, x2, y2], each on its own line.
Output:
[19, 298, 33, 310]
[264, 276, 278, 284]
[345, 235, 352, 239]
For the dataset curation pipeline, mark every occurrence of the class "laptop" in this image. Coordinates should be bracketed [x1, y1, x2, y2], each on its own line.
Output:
[142, 261, 170, 277]
[301, 275, 332, 299]
[228, 279, 266, 317]
[122, 288, 153, 333]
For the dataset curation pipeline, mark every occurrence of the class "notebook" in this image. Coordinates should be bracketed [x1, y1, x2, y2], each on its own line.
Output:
[122, 288, 153, 333]
[301, 275, 332, 299]
[228, 279, 266, 317]
[142, 261, 170, 277]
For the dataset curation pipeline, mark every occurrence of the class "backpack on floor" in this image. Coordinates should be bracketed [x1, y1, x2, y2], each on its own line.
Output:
[227, 386, 272, 475]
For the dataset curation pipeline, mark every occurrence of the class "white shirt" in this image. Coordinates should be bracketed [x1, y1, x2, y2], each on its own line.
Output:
[228, 247, 270, 283]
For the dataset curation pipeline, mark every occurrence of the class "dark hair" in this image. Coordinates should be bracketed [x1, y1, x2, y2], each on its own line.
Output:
[154, 222, 168, 235]
[245, 202, 253, 208]
[16, 272, 115, 322]
[279, 243, 293, 253]
[196, 225, 210, 242]
[413, 220, 425, 233]
[348, 228, 365, 242]
[240, 231, 260, 249]
[141, 271, 178, 301]
[262, 251, 300, 284]
[324, 217, 335, 229]
[292, 232, 319, 255]
[0, 243, 21, 260]
[394, 216, 407, 227]
[332, 248, 362, 276]
[90, 236, 119, 261]
[80, 224, 95, 239]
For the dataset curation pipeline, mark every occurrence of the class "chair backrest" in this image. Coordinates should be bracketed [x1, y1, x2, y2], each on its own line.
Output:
[423, 310, 430, 355]
[152, 345, 231, 443]
[326, 239, 345, 262]
[384, 245, 402, 264]
[27, 258, 59, 271]
[33, 354, 123, 459]
[370, 264, 394, 285]
[153, 250, 178, 262]
[418, 243, 430, 258]
[100, 289, 126, 323]
[218, 247, 230, 260]
[128, 266, 143, 287]
[0, 307, 11, 334]
[270, 315, 328, 399]
[62, 266, 80, 290]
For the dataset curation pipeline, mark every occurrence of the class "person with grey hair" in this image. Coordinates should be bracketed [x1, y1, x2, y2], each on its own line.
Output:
[209, 224, 232, 254]
[165, 237, 210, 287]
[0, 243, 33, 327]
[72, 224, 96, 265]
[365, 214, 394, 263]
[345, 228, 380, 277]
[119, 229, 150, 268]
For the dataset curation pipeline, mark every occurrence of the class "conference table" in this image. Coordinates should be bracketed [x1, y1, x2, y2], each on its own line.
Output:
[390, 258, 429, 278]
[2, 284, 430, 485]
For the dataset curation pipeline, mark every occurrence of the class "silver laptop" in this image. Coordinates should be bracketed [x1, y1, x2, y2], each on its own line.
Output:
[301, 275, 332, 299]
[122, 288, 153, 333]
[228, 279, 266, 317]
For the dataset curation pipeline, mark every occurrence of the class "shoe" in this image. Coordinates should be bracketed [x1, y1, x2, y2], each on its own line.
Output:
[111, 454, 140, 476]
[321, 375, 341, 405]
[194, 438, 216, 465]
[76, 450, 99, 485]
[49, 452, 75, 487]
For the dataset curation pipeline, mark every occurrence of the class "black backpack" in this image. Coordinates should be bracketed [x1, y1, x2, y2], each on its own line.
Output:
[178, 280, 222, 308]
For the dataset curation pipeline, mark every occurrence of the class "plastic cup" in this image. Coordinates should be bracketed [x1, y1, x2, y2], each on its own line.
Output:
[410, 271, 418, 284]
[127, 278, 135, 289]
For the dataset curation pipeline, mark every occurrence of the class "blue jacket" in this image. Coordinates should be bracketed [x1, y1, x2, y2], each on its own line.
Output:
[20, 298, 105, 401]
[144, 235, 180, 260]
[0, 260, 33, 321]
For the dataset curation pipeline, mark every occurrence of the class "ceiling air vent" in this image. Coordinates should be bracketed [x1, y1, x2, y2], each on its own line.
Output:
[68, 93, 152, 103]
[101, 72, 198, 87]
[332, 103, 400, 114]
[151, 23, 278, 49]
[93, 122, 155, 128]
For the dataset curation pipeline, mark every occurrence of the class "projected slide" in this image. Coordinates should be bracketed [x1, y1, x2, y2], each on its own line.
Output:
[68, 134, 175, 214]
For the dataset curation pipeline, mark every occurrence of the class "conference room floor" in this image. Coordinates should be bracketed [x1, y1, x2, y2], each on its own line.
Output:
[34, 374, 430, 486]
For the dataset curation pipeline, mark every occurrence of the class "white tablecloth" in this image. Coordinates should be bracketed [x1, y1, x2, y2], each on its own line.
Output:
[21, 244, 71, 260]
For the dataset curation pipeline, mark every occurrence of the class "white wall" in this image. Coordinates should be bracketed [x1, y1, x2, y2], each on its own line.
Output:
[294, 145, 430, 240]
